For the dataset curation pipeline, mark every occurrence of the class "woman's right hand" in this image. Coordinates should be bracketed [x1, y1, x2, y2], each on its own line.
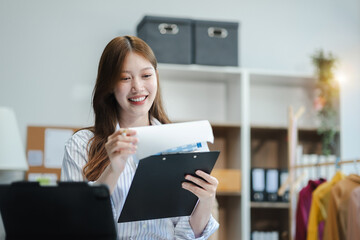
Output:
[105, 129, 138, 174]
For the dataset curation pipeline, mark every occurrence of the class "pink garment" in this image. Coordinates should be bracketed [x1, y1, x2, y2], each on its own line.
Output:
[295, 179, 326, 240]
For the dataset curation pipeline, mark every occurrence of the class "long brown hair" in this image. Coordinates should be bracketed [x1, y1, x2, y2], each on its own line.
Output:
[83, 36, 170, 181]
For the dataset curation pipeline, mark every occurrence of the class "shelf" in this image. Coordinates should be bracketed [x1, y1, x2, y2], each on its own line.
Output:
[211, 122, 241, 128]
[217, 191, 241, 196]
[172, 120, 241, 129]
[251, 202, 290, 209]
[159, 64, 241, 123]
[158, 63, 242, 74]
[158, 63, 315, 87]
[158, 63, 241, 83]
[293, 159, 360, 169]
[212, 169, 241, 193]
[251, 125, 318, 132]
[248, 69, 314, 87]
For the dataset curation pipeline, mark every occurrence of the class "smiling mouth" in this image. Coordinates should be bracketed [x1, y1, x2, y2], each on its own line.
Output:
[128, 96, 148, 102]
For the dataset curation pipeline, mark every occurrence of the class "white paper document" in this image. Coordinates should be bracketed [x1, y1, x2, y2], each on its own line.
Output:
[27, 150, 43, 166]
[44, 128, 74, 168]
[129, 120, 214, 160]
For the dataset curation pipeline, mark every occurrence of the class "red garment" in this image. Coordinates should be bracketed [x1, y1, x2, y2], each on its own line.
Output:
[295, 179, 326, 240]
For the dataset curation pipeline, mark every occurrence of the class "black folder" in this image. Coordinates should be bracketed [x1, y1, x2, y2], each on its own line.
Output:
[265, 168, 279, 202]
[0, 182, 116, 240]
[279, 169, 290, 202]
[251, 168, 265, 202]
[118, 151, 219, 223]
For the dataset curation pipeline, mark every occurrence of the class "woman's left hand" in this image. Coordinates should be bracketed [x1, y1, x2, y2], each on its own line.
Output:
[182, 170, 218, 202]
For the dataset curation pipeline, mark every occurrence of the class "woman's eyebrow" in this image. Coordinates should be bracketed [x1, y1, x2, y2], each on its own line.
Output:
[121, 67, 154, 73]
[141, 67, 154, 71]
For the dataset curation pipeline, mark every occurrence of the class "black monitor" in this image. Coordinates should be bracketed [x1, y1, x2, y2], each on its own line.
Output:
[0, 182, 116, 240]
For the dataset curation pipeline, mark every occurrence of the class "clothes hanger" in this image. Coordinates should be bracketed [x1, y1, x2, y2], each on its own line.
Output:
[353, 158, 360, 176]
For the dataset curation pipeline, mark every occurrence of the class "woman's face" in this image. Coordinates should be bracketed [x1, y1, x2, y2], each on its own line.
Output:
[114, 52, 157, 122]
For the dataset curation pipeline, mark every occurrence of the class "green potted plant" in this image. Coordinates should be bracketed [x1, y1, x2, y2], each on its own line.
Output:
[312, 50, 340, 155]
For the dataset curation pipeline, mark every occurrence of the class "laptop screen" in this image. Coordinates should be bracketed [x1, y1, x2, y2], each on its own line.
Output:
[0, 182, 116, 240]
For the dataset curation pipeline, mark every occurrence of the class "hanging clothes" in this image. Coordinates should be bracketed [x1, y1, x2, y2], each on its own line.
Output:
[347, 186, 360, 240]
[295, 178, 326, 240]
[307, 171, 346, 240]
[323, 174, 360, 240]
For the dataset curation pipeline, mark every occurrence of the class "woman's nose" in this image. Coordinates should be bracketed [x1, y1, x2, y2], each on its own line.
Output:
[131, 77, 143, 92]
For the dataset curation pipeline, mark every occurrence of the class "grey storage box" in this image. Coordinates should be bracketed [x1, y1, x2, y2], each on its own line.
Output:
[193, 20, 239, 66]
[137, 15, 192, 64]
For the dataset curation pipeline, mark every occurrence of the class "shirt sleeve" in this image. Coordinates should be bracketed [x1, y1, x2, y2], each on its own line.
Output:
[61, 131, 89, 182]
[173, 215, 219, 240]
[60, 131, 120, 223]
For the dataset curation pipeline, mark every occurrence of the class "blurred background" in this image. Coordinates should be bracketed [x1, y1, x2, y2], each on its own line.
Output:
[0, 0, 359, 145]
[0, 1, 359, 240]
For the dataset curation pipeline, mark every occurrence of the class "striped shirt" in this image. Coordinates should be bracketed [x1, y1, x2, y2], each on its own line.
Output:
[61, 119, 219, 240]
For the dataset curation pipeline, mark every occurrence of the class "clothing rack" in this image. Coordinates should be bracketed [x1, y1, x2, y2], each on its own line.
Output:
[280, 106, 360, 240]
[279, 160, 360, 195]
[286, 106, 304, 240]
[293, 159, 360, 169]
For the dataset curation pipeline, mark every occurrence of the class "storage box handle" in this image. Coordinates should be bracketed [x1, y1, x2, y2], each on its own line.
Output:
[158, 23, 179, 35]
[208, 27, 228, 38]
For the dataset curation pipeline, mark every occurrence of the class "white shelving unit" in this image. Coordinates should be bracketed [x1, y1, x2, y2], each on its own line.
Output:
[249, 70, 316, 129]
[159, 63, 316, 127]
[157, 63, 316, 240]
[159, 63, 242, 124]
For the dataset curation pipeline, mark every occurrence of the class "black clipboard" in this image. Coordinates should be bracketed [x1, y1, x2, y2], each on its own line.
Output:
[0, 182, 116, 240]
[118, 151, 220, 223]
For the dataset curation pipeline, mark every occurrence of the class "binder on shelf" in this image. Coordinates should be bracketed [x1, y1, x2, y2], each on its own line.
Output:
[265, 169, 279, 202]
[251, 168, 265, 202]
[278, 169, 289, 202]
[118, 151, 219, 223]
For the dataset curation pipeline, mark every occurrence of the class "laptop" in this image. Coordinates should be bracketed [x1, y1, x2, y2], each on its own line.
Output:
[0, 181, 116, 240]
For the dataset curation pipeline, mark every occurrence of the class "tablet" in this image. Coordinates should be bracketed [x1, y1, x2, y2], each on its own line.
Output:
[0, 182, 116, 240]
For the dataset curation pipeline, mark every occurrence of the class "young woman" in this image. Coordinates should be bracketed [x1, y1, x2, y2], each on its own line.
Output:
[61, 35, 219, 239]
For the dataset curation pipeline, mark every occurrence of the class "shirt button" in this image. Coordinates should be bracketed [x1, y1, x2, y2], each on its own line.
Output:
[142, 223, 147, 228]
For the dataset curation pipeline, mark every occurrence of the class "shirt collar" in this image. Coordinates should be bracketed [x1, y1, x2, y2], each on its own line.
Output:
[115, 116, 161, 131]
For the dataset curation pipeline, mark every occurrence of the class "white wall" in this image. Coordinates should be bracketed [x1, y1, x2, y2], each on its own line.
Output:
[341, 72, 360, 160]
[0, 0, 359, 152]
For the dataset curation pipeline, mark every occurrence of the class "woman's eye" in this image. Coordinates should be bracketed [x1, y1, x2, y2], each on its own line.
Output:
[143, 74, 152, 78]
[120, 77, 130, 81]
